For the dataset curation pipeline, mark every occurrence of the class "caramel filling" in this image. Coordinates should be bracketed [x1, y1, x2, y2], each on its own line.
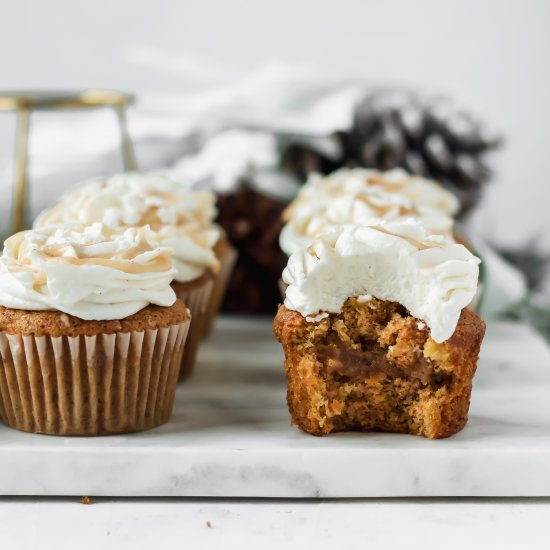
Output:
[317, 332, 451, 389]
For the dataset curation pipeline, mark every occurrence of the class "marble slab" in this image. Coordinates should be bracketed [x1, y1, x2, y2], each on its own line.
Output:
[0, 317, 549, 498]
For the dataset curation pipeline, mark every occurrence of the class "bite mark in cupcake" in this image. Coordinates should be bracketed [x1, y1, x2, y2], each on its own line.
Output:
[274, 220, 485, 439]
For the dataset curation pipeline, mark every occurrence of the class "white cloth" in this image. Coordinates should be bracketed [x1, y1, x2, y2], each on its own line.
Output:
[0, 60, 363, 235]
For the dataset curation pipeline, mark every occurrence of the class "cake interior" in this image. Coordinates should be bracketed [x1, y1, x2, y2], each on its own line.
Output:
[276, 297, 484, 439]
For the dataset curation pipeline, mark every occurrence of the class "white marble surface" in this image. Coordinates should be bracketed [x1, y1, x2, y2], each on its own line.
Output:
[1, 497, 549, 550]
[0, 317, 549, 498]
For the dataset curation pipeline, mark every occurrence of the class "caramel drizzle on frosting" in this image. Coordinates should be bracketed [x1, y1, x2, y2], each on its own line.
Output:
[369, 226, 432, 251]
[8, 226, 173, 279]
[354, 194, 417, 218]
[40, 190, 195, 230]
[47, 254, 173, 274]
[365, 174, 407, 192]
[284, 190, 417, 224]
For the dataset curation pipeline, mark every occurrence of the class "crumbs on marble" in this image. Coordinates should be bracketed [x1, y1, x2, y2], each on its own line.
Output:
[81, 495, 93, 505]
[206, 520, 213, 528]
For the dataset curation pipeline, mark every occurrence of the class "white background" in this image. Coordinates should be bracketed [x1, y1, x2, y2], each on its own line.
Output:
[0, 0, 549, 247]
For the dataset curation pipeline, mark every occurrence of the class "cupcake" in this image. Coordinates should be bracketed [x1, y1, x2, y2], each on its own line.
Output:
[280, 182, 455, 257]
[204, 234, 238, 336]
[274, 220, 485, 439]
[278, 167, 458, 301]
[0, 223, 190, 436]
[283, 168, 460, 223]
[35, 172, 236, 378]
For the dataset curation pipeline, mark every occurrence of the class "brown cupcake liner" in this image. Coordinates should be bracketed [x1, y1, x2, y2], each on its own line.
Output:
[0, 321, 189, 436]
[202, 239, 238, 338]
[172, 276, 214, 380]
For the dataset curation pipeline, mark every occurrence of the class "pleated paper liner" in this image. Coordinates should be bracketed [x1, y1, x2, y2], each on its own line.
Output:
[202, 237, 238, 338]
[172, 273, 214, 380]
[0, 321, 189, 436]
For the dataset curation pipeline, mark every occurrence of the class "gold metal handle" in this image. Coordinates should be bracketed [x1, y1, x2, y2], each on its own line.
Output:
[116, 105, 138, 172]
[0, 89, 138, 236]
[12, 108, 30, 234]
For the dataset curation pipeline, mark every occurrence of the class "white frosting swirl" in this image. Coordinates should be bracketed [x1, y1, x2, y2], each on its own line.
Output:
[35, 172, 220, 283]
[0, 223, 177, 320]
[280, 185, 454, 256]
[283, 219, 480, 343]
[284, 168, 460, 221]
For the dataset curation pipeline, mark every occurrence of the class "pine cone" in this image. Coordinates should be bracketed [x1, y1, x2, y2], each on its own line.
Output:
[216, 182, 288, 314]
[281, 143, 340, 182]
[348, 89, 502, 216]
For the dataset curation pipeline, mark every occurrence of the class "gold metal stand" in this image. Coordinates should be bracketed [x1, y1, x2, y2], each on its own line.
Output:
[0, 89, 137, 234]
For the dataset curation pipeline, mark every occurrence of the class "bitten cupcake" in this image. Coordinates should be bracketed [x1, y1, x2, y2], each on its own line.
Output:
[0, 223, 190, 436]
[274, 220, 485, 439]
[35, 172, 236, 379]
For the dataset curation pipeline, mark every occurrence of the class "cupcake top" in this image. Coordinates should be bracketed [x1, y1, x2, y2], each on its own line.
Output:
[279, 186, 454, 256]
[0, 223, 177, 321]
[284, 168, 460, 222]
[34, 172, 220, 283]
[282, 219, 480, 343]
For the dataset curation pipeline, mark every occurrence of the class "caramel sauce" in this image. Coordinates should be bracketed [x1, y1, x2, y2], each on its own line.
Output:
[367, 177, 405, 193]
[53, 255, 172, 274]
[137, 204, 191, 230]
[10, 227, 173, 277]
[355, 194, 418, 218]
[318, 334, 436, 385]
[369, 226, 432, 251]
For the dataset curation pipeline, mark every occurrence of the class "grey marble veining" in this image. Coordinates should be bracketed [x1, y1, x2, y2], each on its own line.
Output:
[0, 317, 549, 497]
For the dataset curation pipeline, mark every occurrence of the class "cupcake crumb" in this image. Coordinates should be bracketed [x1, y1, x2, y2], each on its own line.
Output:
[206, 520, 213, 528]
[59, 314, 71, 327]
[81, 495, 92, 505]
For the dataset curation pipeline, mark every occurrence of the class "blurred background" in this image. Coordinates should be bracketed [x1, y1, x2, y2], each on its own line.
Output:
[1, 0, 549, 246]
[0, 0, 548, 328]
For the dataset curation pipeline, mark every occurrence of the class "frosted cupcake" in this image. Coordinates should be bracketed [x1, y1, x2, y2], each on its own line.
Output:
[278, 167, 458, 301]
[284, 168, 460, 223]
[35, 172, 236, 378]
[274, 220, 485, 439]
[0, 223, 190, 436]
[280, 184, 455, 256]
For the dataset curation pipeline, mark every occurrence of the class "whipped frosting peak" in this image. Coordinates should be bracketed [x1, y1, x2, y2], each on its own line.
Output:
[0, 223, 177, 320]
[34, 172, 221, 283]
[283, 219, 480, 343]
[284, 168, 460, 221]
[35, 172, 217, 230]
[280, 184, 455, 256]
